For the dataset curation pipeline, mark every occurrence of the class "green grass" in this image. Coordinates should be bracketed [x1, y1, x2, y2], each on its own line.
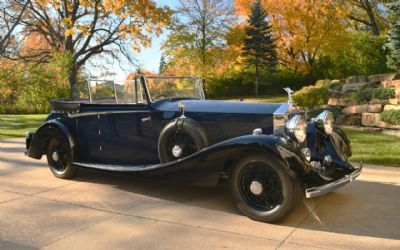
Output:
[343, 128, 400, 167]
[0, 114, 47, 139]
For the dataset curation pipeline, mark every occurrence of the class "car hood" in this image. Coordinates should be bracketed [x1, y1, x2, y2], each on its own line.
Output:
[152, 99, 285, 115]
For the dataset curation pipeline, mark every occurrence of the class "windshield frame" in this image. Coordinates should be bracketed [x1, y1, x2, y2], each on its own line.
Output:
[141, 76, 205, 103]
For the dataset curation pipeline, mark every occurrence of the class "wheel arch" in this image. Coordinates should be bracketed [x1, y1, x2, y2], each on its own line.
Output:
[27, 119, 76, 159]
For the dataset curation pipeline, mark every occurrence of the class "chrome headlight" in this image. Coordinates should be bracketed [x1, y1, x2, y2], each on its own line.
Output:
[285, 115, 307, 143]
[314, 111, 334, 135]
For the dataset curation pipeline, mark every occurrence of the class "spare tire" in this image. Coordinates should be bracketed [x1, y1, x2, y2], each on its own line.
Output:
[158, 118, 209, 163]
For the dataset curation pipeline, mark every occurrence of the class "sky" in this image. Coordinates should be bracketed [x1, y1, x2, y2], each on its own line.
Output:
[110, 0, 181, 80]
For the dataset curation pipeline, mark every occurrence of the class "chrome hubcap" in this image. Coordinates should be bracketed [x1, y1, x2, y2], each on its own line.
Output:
[172, 145, 183, 158]
[52, 151, 59, 162]
[250, 181, 263, 195]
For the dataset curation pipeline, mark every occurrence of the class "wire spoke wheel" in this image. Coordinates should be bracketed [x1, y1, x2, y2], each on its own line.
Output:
[239, 162, 283, 211]
[166, 131, 197, 160]
[46, 135, 76, 179]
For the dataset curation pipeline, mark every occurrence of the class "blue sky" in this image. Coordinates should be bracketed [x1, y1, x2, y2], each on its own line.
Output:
[112, 0, 181, 79]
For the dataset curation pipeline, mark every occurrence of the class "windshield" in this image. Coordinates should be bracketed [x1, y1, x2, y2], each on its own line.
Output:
[144, 76, 205, 102]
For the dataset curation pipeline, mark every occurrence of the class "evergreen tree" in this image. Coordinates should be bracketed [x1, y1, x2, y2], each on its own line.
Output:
[159, 54, 167, 74]
[242, 0, 277, 96]
[387, 1, 400, 72]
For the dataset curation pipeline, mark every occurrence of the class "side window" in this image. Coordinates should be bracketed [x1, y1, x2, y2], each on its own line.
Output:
[134, 77, 147, 104]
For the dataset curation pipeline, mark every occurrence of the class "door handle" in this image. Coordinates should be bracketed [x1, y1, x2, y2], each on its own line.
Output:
[141, 116, 151, 122]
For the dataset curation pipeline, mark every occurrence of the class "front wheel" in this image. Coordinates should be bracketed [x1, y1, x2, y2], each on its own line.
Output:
[230, 154, 299, 223]
[46, 135, 76, 179]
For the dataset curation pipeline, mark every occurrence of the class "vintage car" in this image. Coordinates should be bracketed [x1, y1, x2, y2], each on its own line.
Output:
[25, 76, 362, 223]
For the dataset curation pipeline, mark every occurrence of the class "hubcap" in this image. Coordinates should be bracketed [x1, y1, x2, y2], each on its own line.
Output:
[172, 145, 183, 158]
[52, 151, 59, 162]
[250, 181, 263, 195]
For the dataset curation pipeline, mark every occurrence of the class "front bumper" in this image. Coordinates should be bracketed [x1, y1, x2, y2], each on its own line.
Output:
[305, 163, 362, 198]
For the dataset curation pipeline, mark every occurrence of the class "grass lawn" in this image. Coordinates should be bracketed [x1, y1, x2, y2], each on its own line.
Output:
[343, 128, 400, 167]
[0, 114, 47, 139]
[0, 114, 398, 167]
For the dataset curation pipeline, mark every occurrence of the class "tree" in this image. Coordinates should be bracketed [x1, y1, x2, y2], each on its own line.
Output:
[4, 0, 171, 99]
[0, 0, 29, 55]
[386, 1, 400, 72]
[341, 0, 388, 36]
[159, 54, 167, 74]
[242, 0, 277, 96]
[235, 0, 348, 74]
[163, 0, 236, 92]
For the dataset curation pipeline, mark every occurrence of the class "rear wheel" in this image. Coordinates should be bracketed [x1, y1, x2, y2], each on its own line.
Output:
[46, 135, 76, 179]
[230, 154, 299, 223]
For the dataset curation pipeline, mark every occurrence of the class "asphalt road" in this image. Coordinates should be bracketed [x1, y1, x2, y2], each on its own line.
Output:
[0, 138, 399, 249]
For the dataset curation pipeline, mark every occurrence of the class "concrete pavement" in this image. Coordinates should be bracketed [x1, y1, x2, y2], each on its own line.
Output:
[0, 138, 399, 249]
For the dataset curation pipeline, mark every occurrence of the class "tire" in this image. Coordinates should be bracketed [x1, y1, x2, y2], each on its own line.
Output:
[46, 134, 76, 179]
[158, 118, 209, 163]
[230, 154, 299, 223]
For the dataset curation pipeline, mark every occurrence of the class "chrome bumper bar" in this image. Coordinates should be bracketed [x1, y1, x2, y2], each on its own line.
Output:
[305, 164, 363, 198]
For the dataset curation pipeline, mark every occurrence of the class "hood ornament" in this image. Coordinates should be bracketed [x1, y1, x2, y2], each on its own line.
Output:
[283, 87, 294, 104]
[178, 101, 186, 118]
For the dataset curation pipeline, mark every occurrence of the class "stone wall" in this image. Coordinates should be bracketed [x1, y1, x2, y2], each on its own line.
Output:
[326, 73, 400, 129]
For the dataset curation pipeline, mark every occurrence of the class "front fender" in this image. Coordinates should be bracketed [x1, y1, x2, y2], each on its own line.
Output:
[140, 134, 308, 187]
[26, 119, 75, 159]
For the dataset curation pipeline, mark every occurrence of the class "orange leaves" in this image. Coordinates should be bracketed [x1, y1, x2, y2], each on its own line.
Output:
[234, 0, 349, 73]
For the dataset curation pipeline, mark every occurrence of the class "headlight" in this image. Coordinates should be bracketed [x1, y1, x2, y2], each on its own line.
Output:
[285, 115, 307, 143]
[314, 111, 334, 134]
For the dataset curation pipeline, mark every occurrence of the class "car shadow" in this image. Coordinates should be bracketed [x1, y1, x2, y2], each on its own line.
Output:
[73, 168, 400, 241]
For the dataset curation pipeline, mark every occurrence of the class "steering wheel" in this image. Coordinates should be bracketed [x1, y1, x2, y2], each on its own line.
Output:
[153, 94, 169, 101]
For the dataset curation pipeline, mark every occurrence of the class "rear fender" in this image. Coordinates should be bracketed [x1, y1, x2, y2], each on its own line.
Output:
[27, 119, 75, 159]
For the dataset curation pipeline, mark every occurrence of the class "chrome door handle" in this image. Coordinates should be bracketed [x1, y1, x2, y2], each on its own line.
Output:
[141, 116, 151, 122]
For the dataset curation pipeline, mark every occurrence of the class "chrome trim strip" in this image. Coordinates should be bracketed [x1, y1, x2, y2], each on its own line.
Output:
[69, 110, 149, 118]
[305, 164, 363, 198]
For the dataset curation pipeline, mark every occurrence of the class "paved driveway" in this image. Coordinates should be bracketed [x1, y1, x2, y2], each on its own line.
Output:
[0, 138, 399, 249]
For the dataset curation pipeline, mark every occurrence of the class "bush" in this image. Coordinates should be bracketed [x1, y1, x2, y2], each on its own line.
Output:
[292, 85, 330, 108]
[380, 110, 400, 125]
[207, 68, 311, 98]
[355, 88, 395, 104]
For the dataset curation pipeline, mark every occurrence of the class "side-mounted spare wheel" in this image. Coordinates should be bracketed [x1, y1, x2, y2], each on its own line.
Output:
[230, 154, 300, 223]
[46, 132, 76, 179]
[158, 118, 209, 163]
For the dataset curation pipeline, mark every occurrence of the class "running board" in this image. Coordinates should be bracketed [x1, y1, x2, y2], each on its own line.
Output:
[73, 162, 160, 172]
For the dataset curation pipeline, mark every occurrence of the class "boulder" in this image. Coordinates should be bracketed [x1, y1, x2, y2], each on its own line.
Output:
[328, 98, 356, 107]
[361, 112, 400, 129]
[331, 79, 344, 84]
[345, 75, 368, 84]
[342, 104, 382, 114]
[368, 73, 400, 83]
[341, 81, 379, 92]
[336, 114, 361, 126]
[370, 99, 389, 105]
[389, 98, 399, 105]
[381, 79, 400, 88]
[361, 113, 380, 127]
[384, 105, 400, 111]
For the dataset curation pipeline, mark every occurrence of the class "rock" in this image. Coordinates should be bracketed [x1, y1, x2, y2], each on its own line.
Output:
[331, 79, 344, 84]
[389, 98, 399, 105]
[384, 105, 400, 111]
[342, 104, 382, 114]
[341, 81, 379, 92]
[368, 73, 400, 83]
[370, 99, 389, 105]
[328, 98, 356, 106]
[381, 79, 400, 88]
[361, 113, 380, 127]
[361, 112, 400, 129]
[345, 75, 368, 84]
[336, 114, 361, 126]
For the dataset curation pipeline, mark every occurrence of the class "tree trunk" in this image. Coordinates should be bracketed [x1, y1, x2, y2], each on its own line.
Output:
[69, 65, 80, 100]
[255, 63, 259, 97]
[363, 0, 379, 36]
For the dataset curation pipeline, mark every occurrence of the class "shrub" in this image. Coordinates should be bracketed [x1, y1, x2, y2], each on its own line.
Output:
[355, 88, 395, 104]
[380, 110, 400, 125]
[292, 85, 330, 108]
